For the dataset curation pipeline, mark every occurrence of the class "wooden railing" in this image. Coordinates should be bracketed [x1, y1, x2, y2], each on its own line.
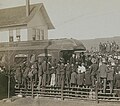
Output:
[15, 81, 120, 103]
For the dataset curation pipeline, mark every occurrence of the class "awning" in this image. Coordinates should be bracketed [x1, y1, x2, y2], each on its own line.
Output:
[48, 38, 86, 51]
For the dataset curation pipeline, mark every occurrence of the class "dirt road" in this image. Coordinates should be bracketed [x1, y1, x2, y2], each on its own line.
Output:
[0, 97, 120, 106]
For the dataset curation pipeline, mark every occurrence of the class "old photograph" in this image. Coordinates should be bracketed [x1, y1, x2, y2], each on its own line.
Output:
[0, 0, 120, 106]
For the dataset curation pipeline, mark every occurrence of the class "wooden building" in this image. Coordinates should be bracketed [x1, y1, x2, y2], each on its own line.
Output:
[0, 38, 86, 67]
[0, 0, 54, 42]
[0, 0, 86, 68]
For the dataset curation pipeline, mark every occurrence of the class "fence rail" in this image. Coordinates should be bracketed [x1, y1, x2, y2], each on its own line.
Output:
[15, 82, 120, 103]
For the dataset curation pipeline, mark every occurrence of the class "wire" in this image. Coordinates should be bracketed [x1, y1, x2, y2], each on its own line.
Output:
[55, 10, 120, 27]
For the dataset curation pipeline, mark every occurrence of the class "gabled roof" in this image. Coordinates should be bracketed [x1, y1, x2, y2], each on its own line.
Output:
[0, 3, 54, 29]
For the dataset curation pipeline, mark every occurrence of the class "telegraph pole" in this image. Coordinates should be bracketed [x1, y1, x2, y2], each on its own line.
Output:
[8, 68, 10, 99]
[7, 42, 11, 99]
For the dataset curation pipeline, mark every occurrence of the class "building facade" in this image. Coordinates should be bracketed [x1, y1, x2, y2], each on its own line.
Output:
[0, 0, 54, 42]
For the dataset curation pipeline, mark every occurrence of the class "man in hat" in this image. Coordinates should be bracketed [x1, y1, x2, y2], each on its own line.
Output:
[22, 63, 30, 89]
[60, 62, 65, 86]
[15, 65, 22, 89]
[90, 58, 99, 87]
[50, 66, 56, 86]
[41, 60, 47, 87]
[107, 65, 115, 94]
[55, 62, 61, 86]
[46, 60, 51, 86]
[65, 60, 71, 87]
[70, 54, 76, 65]
[98, 59, 108, 93]
[37, 61, 43, 90]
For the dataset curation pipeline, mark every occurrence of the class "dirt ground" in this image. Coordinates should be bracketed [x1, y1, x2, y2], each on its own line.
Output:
[0, 97, 120, 106]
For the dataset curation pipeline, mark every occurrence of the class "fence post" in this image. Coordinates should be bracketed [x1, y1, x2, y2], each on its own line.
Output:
[61, 76, 64, 100]
[8, 72, 10, 99]
[95, 81, 99, 103]
[31, 79, 34, 98]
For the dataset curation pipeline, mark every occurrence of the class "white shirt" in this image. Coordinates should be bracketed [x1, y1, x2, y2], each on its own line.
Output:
[78, 65, 86, 73]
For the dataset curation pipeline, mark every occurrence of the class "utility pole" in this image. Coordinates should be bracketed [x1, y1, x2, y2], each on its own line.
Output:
[7, 42, 11, 99]
[8, 68, 10, 99]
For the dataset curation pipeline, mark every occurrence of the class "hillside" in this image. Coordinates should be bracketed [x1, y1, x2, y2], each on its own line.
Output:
[81, 36, 120, 51]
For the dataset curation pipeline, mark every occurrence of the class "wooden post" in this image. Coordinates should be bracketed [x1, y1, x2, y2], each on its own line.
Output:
[95, 81, 99, 103]
[7, 41, 11, 99]
[61, 76, 64, 100]
[31, 79, 34, 98]
[8, 72, 10, 99]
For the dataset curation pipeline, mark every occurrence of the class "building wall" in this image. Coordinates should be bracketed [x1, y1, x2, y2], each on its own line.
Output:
[27, 8, 48, 41]
[0, 7, 49, 42]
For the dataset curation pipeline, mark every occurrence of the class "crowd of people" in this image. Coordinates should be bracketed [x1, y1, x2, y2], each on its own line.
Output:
[13, 52, 120, 96]
[99, 41, 119, 53]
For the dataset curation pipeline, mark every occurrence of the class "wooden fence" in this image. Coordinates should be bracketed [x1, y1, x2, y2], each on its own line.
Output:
[15, 81, 120, 103]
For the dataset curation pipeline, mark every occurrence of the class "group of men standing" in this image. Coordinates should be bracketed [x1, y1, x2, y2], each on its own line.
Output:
[99, 41, 119, 53]
[14, 52, 120, 95]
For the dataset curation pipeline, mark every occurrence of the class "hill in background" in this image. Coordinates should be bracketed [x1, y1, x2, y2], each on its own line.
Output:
[81, 36, 120, 51]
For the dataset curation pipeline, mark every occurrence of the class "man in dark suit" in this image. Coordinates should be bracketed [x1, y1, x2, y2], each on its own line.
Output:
[65, 60, 71, 87]
[98, 60, 108, 93]
[15, 66, 22, 89]
[46, 61, 51, 86]
[41, 60, 47, 87]
[37, 61, 43, 90]
[90, 58, 99, 87]
[107, 65, 115, 94]
[70, 54, 76, 65]
[60, 62, 65, 86]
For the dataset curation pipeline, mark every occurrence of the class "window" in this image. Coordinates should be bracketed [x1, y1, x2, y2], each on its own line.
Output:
[41, 30, 44, 40]
[36, 29, 40, 40]
[32, 29, 36, 40]
[32, 36, 36, 41]
[16, 35, 20, 41]
[9, 36, 13, 42]
[0, 31, 9, 42]
[21, 29, 27, 41]
[16, 29, 21, 41]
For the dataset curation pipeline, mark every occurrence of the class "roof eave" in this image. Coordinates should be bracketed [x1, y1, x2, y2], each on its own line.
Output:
[40, 4, 55, 30]
[0, 23, 27, 29]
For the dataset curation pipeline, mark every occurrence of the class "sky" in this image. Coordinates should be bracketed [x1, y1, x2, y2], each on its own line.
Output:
[0, 0, 120, 40]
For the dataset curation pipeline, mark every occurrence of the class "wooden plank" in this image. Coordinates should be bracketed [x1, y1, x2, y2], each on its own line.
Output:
[98, 96, 120, 99]
[63, 93, 88, 97]
[63, 90, 90, 94]
[63, 96, 96, 101]
[64, 87, 92, 90]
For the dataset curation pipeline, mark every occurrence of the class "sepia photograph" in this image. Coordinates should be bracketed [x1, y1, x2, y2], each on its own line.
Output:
[0, 0, 120, 106]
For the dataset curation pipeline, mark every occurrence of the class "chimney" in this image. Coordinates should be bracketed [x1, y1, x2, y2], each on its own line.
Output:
[26, 0, 30, 16]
